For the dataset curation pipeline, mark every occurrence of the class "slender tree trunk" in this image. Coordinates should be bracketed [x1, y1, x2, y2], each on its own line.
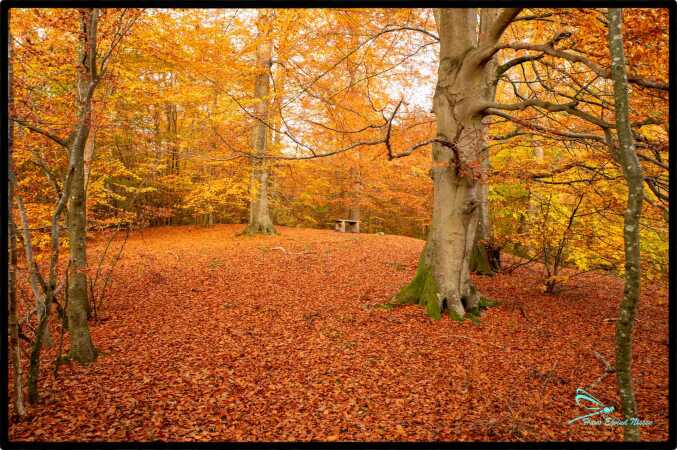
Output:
[13, 187, 54, 403]
[67, 8, 99, 363]
[27, 300, 51, 403]
[349, 162, 362, 224]
[7, 28, 27, 416]
[525, 137, 544, 255]
[83, 127, 96, 191]
[245, 9, 276, 235]
[344, 30, 363, 228]
[8, 213, 26, 414]
[394, 9, 487, 319]
[471, 8, 502, 276]
[165, 75, 180, 176]
[608, 8, 644, 442]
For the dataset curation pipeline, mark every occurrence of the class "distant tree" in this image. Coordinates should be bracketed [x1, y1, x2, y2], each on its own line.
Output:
[244, 9, 276, 235]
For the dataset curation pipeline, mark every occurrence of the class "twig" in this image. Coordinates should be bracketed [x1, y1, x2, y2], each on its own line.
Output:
[540, 360, 559, 399]
[501, 252, 542, 274]
[585, 350, 616, 391]
[95, 228, 130, 317]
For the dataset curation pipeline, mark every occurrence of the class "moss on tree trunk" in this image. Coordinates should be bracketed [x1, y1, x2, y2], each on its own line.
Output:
[392, 251, 443, 320]
[393, 240, 480, 321]
[470, 241, 500, 276]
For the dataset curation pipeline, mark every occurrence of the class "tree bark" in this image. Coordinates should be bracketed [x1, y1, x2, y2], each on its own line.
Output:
[608, 8, 644, 442]
[8, 209, 26, 414]
[13, 185, 54, 404]
[471, 8, 502, 276]
[7, 27, 27, 416]
[526, 137, 544, 253]
[165, 73, 180, 176]
[83, 126, 96, 191]
[348, 162, 362, 224]
[67, 8, 99, 364]
[394, 9, 516, 319]
[244, 9, 276, 235]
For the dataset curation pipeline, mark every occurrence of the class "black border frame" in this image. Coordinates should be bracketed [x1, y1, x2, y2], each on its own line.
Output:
[0, 1, 674, 449]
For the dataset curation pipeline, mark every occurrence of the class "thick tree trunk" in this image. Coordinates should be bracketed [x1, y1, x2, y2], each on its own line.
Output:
[67, 8, 98, 364]
[344, 33, 363, 227]
[608, 8, 644, 442]
[67, 147, 95, 362]
[245, 10, 276, 235]
[393, 9, 489, 319]
[8, 28, 27, 416]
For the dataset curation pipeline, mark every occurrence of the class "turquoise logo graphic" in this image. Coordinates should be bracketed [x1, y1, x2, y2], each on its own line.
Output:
[567, 388, 615, 424]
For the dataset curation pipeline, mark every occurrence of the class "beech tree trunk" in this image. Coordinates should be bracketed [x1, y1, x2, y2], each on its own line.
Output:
[394, 10, 489, 318]
[608, 8, 643, 442]
[245, 10, 276, 235]
[393, 8, 520, 319]
[67, 8, 99, 363]
[345, 33, 363, 227]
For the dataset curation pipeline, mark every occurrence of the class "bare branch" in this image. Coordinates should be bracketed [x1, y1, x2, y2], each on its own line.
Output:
[384, 99, 403, 159]
[496, 53, 544, 77]
[12, 118, 70, 149]
[498, 38, 668, 91]
[484, 109, 606, 143]
[513, 12, 555, 22]
[382, 24, 439, 42]
[481, 98, 611, 129]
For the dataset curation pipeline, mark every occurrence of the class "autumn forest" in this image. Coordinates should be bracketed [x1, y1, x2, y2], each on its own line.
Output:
[4, 6, 671, 444]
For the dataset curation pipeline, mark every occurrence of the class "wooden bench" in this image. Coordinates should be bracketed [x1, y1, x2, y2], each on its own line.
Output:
[334, 219, 360, 233]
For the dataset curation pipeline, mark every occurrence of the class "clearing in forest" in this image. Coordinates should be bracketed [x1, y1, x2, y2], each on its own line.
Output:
[9, 225, 669, 442]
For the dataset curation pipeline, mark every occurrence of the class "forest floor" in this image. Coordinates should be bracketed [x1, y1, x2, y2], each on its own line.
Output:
[8, 225, 669, 442]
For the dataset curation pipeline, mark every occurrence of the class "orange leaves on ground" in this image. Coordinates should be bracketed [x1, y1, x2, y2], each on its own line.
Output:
[8, 225, 669, 442]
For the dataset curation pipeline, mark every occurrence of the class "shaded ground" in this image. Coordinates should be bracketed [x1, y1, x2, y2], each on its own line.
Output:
[8, 225, 669, 442]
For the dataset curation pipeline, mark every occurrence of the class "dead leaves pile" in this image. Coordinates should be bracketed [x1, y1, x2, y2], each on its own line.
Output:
[8, 225, 669, 442]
